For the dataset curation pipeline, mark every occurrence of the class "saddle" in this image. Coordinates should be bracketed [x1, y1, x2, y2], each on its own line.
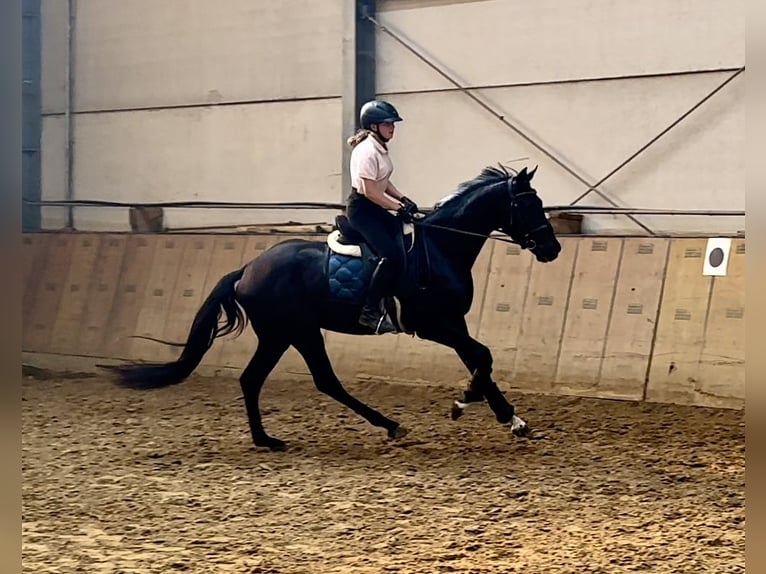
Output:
[327, 215, 415, 258]
[325, 215, 418, 334]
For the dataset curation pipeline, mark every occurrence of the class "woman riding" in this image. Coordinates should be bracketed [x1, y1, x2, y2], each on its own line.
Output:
[346, 100, 420, 334]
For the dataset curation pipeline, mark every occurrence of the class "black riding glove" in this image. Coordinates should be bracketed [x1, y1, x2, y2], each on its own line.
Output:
[398, 197, 419, 223]
[400, 196, 419, 213]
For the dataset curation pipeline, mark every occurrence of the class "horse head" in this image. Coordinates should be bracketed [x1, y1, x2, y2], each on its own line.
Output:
[501, 166, 561, 263]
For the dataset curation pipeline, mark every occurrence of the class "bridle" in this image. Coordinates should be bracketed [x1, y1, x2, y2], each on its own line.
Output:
[507, 177, 549, 250]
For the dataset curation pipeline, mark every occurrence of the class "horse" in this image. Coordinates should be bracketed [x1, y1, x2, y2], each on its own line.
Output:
[104, 165, 562, 451]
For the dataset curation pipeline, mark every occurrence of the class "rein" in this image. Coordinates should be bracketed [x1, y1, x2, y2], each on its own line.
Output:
[414, 185, 548, 248]
[414, 221, 522, 245]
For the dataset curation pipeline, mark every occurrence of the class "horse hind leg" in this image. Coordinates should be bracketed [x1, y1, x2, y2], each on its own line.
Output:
[292, 329, 407, 440]
[240, 336, 290, 451]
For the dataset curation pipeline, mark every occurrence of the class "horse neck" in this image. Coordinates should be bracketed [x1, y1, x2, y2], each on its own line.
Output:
[426, 184, 507, 268]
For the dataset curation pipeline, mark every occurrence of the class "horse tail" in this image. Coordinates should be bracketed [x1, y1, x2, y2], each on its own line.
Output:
[102, 267, 247, 389]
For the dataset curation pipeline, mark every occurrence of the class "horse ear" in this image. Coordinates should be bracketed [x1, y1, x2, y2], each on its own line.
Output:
[528, 165, 538, 180]
[518, 167, 528, 179]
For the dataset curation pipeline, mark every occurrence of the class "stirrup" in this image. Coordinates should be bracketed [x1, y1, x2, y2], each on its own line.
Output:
[359, 308, 397, 335]
[373, 313, 398, 335]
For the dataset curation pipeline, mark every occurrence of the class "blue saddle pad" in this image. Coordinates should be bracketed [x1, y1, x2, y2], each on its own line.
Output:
[327, 252, 376, 303]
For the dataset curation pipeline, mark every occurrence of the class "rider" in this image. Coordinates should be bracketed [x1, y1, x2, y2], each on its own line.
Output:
[346, 100, 420, 334]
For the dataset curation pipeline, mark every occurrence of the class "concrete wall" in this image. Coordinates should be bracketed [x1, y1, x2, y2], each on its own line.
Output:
[39, 0, 744, 234]
[22, 232, 745, 410]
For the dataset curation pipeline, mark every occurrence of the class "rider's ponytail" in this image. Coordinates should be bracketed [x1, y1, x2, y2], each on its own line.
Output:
[347, 129, 370, 148]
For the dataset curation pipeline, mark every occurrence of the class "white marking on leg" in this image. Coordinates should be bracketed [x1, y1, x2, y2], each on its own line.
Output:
[455, 401, 470, 410]
[394, 297, 406, 332]
[511, 415, 527, 433]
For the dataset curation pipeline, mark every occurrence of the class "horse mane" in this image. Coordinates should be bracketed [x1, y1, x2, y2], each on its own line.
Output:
[434, 164, 515, 210]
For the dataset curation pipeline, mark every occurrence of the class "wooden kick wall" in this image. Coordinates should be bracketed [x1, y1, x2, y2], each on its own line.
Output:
[22, 232, 745, 409]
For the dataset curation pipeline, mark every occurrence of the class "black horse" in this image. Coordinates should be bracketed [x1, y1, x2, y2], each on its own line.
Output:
[106, 165, 561, 450]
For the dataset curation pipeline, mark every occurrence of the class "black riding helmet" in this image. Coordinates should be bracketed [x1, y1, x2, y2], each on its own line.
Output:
[360, 100, 403, 130]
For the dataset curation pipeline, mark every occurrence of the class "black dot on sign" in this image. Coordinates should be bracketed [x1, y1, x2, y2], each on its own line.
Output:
[709, 247, 724, 267]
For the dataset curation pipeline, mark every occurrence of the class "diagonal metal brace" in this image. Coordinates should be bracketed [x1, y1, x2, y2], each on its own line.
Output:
[366, 14, 655, 234]
[569, 67, 745, 206]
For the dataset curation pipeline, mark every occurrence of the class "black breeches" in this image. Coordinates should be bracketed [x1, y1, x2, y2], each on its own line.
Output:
[346, 192, 404, 274]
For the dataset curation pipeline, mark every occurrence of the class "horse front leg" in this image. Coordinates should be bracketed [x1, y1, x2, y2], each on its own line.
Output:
[417, 317, 529, 436]
[465, 367, 529, 436]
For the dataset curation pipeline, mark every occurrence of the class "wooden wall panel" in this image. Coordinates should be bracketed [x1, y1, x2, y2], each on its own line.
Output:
[512, 238, 579, 392]
[695, 239, 745, 408]
[22, 235, 51, 298]
[100, 235, 159, 359]
[554, 238, 622, 395]
[20, 232, 744, 410]
[76, 235, 129, 355]
[24, 235, 76, 352]
[324, 330, 401, 385]
[22, 234, 53, 332]
[49, 235, 102, 354]
[129, 236, 189, 362]
[475, 242, 534, 383]
[598, 239, 669, 400]
[645, 239, 713, 404]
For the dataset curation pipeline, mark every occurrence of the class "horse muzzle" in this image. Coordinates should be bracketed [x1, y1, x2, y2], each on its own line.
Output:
[530, 239, 561, 263]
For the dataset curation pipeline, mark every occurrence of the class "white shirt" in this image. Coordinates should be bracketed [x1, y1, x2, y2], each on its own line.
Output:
[350, 135, 393, 195]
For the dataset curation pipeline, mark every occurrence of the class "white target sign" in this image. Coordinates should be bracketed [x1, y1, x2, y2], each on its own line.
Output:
[703, 238, 732, 276]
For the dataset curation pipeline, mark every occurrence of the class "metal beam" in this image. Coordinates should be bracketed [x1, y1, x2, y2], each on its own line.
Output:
[355, 1, 377, 120]
[21, 0, 41, 231]
[65, 0, 76, 229]
[341, 0, 376, 203]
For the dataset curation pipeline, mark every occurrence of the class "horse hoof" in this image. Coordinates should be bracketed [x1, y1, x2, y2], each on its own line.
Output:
[451, 401, 465, 421]
[256, 438, 287, 452]
[512, 424, 530, 437]
[388, 425, 409, 440]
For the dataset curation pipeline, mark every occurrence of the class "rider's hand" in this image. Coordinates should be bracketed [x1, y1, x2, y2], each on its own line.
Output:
[398, 197, 420, 222]
[400, 196, 419, 214]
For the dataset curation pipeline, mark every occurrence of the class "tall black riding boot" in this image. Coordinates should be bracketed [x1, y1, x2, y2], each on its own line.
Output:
[359, 258, 398, 334]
